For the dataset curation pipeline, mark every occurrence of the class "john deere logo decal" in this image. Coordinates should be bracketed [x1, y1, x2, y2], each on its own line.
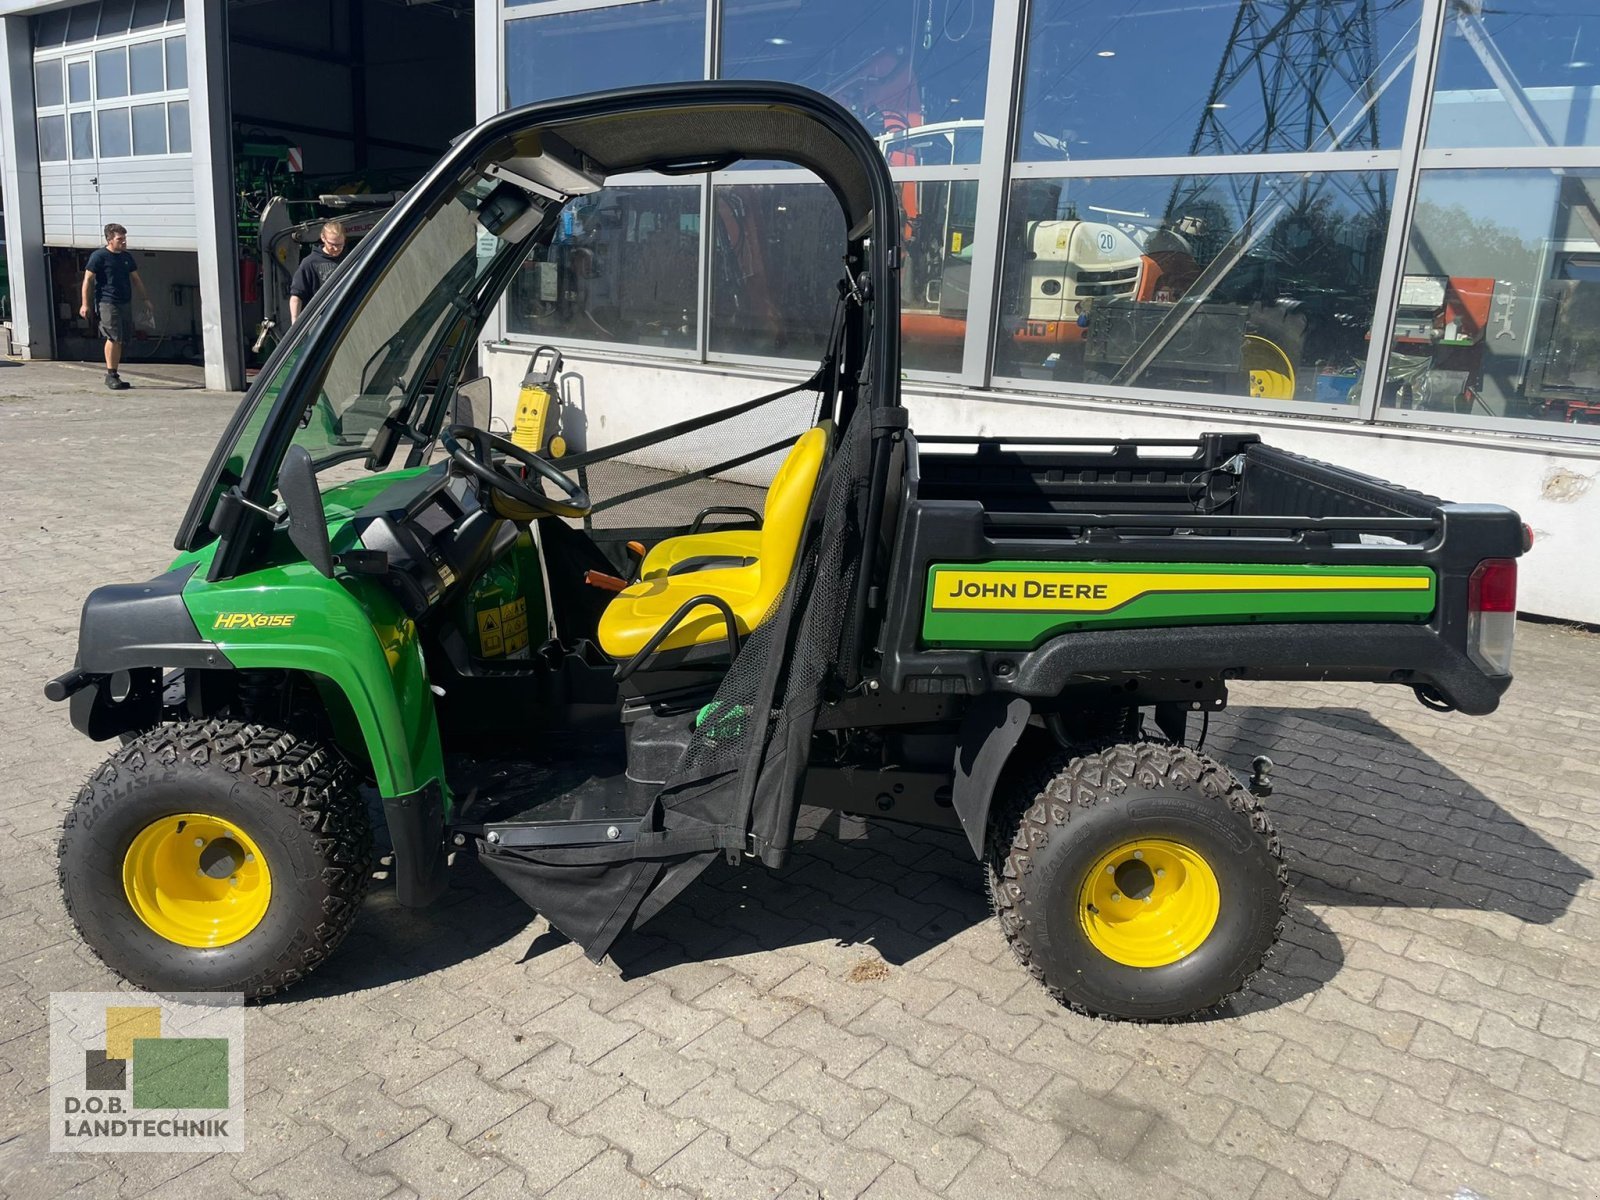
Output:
[922, 561, 1437, 648]
[212, 612, 296, 630]
[931, 567, 1431, 614]
[49, 992, 244, 1152]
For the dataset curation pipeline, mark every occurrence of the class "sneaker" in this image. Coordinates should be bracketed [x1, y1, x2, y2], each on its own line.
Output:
[106, 372, 130, 391]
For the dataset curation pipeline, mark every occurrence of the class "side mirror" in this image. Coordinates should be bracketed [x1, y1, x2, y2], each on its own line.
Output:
[279, 445, 335, 578]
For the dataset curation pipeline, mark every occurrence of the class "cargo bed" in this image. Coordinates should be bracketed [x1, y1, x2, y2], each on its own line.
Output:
[878, 433, 1527, 715]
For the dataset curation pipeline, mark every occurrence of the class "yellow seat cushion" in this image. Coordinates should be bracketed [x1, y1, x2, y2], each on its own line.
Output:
[639, 529, 763, 579]
[598, 424, 829, 659]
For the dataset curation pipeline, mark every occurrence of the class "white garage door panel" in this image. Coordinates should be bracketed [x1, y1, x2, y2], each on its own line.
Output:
[41, 158, 197, 250]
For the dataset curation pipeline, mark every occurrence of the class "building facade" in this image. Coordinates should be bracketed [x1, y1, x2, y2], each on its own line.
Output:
[2, 1, 1598, 621]
[478, 0, 1600, 624]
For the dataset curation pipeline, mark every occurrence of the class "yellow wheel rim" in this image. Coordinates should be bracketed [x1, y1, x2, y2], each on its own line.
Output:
[1243, 334, 1296, 400]
[1078, 839, 1220, 968]
[122, 814, 272, 948]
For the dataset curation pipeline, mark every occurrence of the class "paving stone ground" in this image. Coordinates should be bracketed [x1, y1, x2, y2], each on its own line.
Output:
[1, 360, 1597, 1198]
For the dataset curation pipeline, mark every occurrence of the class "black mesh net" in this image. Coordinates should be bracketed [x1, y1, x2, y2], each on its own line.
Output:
[562, 379, 825, 529]
[668, 407, 868, 787]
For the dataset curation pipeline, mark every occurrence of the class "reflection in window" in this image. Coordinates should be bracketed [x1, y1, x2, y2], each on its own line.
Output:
[993, 172, 1392, 406]
[131, 0, 169, 31]
[131, 103, 166, 154]
[34, 10, 69, 48]
[505, 1, 705, 107]
[97, 106, 131, 157]
[96, 46, 129, 100]
[1016, 0, 1419, 162]
[38, 115, 67, 163]
[36, 59, 65, 108]
[129, 40, 164, 94]
[68, 60, 91, 104]
[721, 0, 993, 162]
[707, 179, 977, 372]
[508, 185, 701, 351]
[166, 36, 187, 91]
[1429, 1, 1600, 149]
[71, 111, 94, 160]
[1382, 171, 1600, 428]
[711, 184, 843, 361]
[99, 0, 135, 37]
[66, 4, 98, 43]
[168, 100, 190, 153]
[899, 178, 979, 372]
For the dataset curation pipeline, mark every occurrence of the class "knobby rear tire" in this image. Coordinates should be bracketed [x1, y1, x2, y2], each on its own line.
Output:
[986, 741, 1288, 1021]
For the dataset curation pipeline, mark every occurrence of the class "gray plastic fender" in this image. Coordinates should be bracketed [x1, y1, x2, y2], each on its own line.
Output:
[950, 695, 1031, 858]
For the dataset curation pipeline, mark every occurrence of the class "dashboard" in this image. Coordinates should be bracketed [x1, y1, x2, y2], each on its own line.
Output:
[348, 469, 514, 619]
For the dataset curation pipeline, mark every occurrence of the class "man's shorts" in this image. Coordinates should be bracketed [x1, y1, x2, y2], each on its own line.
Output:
[97, 301, 132, 345]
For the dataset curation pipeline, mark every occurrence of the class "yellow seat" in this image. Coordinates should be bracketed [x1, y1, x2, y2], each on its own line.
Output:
[638, 528, 762, 579]
[598, 425, 830, 659]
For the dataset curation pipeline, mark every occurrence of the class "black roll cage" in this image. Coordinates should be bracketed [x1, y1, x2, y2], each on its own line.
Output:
[178, 82, 903, 590]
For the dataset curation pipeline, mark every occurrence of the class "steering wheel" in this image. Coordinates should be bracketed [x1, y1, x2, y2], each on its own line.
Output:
[440, 424, 591, 521]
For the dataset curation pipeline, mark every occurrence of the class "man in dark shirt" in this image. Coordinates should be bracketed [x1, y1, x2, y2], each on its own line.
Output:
[288, 221, 348, 323]
[80, 223, 154, 391]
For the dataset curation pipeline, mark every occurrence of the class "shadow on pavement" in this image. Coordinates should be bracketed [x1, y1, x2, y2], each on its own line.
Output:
[289, 705, 1587, 1018]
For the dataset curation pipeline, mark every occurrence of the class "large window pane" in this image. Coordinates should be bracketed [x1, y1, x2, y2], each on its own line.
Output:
[97, 107, 132, 158]
[165, 36, 187, 91]
[96, 47, 129, 100]
[721, 0, 993, 163]
[1380, 170, 1600, 429]
[900, 179, 979, 372]
[709, 179, 978, 371]
[66, 4, 98, 43]
[70, 111, 94, 160]
[710, 183, 844, 361]
[168, 100, 190, 153]
[132, 103, 167, 154]
[35, 59, 63, 108]
[993, 172, 1393, 406]
[129, 40, 165, 94]
[505, 1, 704, 107]
[99, 0, 134, 37]
[38, 115, 67, 163]
[507, 184, 701, 350]
[131, 0, 169, 30]
[1016, 1, 1419, 162]
[68, 59, 91, 104]
[1429, 2, 1600, 149]
[34, 11, 69, 49]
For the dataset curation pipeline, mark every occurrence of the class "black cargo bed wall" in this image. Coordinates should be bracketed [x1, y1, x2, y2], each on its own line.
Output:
[913, 433, 1256, 518]
[1238, 444, 1442, 523]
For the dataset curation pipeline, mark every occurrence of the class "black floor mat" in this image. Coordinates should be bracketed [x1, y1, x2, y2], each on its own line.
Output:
[447, 732, 650, 826]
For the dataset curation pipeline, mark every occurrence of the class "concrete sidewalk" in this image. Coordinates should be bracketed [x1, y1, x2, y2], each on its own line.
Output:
[0, 360, 1596, 1199]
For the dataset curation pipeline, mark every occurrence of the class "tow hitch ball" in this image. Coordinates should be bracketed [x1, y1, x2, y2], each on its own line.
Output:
[1248, 755, 1274, 798]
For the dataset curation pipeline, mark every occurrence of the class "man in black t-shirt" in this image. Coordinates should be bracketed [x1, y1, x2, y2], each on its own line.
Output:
[80, 223, 154, 391]
[288, 221, 348, 323]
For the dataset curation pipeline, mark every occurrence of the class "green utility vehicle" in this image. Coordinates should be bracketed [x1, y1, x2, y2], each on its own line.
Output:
[49, 83, 1529, 1021]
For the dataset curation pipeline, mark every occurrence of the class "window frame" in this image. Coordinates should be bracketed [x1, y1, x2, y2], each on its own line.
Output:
[32, 7, 191, 166]
[490, 0, 1600, 441]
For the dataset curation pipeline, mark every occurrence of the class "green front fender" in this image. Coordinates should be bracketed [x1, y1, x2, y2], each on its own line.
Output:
[182, 562, 447, 807]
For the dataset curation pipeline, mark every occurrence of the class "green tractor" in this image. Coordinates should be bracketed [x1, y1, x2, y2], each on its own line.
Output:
[49, 83, 1527, 1020]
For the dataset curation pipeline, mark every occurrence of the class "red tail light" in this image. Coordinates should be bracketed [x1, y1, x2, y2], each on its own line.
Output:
[1467, 558, 1516, 674]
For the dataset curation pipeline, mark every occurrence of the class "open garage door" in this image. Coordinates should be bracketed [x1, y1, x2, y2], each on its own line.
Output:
[227, 0, 473, 368]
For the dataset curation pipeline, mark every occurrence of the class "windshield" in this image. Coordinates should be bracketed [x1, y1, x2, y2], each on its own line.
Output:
[222, 174, 537, 491]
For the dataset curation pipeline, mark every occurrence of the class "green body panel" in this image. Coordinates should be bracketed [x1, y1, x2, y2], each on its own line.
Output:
[173, 466, 447, 806]
[923, 561, 1437, 650]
